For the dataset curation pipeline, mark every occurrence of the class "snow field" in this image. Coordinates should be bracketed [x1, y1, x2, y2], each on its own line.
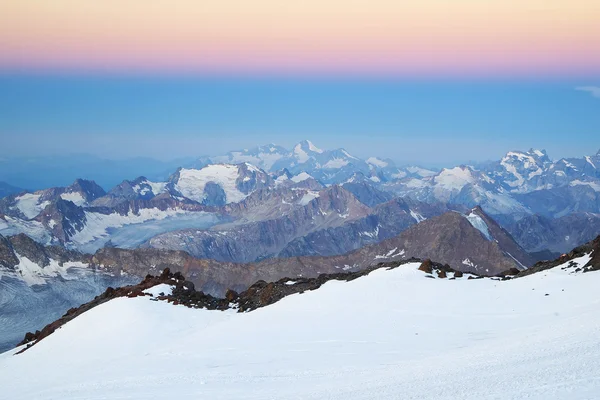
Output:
[2, 259, 600, 399]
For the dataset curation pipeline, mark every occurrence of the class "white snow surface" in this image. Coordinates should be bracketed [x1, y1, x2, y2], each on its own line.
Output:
[290, 172, 312, 183]
[13, 193, 49, 219]
[293, 144, 310, 163]
[143, 181, 167, 196]
[59, 192, 86, 206]
[322, 158, 349, 169]
[410, 210, 426, 223]
[3, 261, 600, 399]
[306, 140, 323, 153]
[175, 165, 248, 204]
[366, 157, 388, 168]
[433, 166, 475, 191]
[466, 211, 492, 240]
[213, 151, 284, 171]
[298, 191, 320, 206]
[406, 166, 436, 177]
[143, 284, 174, 297]
[68, 208, 195, 246]
[570, 180, 600, 192]
[5, 254, 89, 286]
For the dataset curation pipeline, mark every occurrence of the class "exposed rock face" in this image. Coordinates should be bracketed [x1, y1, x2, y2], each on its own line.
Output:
[145, 186, 371, 263]
[223, 185, 322, 223]
[469, 206, 535, 267]
[0, 235, 19, 269]
[2, 233, 90, 268]
[342, 211, 529, 275]
[505, 212, 600, 253]
[342, 181, 395, 207]
[91, 176, 159, 207]
[0, 178, 103, 219]
[0, 233, 135, 353]
[35, 199, 87, 244]
[201, 182, 227, 206]
[516, 235, 600, 277]
[514, 185, 600, 218]
[279, 197, 455, 258]
[96, 209, 531, 297]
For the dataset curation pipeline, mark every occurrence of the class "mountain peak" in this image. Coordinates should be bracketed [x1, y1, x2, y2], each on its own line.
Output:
[528, 148, 547, 157]
[295, 140, 323, 154]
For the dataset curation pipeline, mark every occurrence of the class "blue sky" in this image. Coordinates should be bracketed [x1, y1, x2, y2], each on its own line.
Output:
[1, 74, 599, 166]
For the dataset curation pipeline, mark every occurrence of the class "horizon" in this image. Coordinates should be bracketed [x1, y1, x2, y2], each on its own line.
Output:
[1, 1, 599, 180]
[1, 137, 599, 169]
[1, 76, 599, 165]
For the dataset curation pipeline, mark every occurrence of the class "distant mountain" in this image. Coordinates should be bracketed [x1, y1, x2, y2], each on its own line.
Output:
[168, 163, 272, 206]
[0, 155, 196, 191]
[0, 233, 135, 352]
[203, 140, 436, 185]
[210, 144, 289, 171]
[111, 207, 532, 297]
[505, 212, 600, 254]
[1, 142, 598, 269]
[144, 185, 371, 262]
[387, 148, 600, 224]
[278, 197, 455, 258]
[0, 181, 23, 199]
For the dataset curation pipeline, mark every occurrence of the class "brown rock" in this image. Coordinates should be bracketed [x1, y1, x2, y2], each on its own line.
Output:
[418, 259, 433, 274]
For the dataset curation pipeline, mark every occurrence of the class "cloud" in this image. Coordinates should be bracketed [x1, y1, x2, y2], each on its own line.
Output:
[576, 86, 600, 98]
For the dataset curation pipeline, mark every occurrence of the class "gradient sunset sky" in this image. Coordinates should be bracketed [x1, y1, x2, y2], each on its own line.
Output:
[1, 1, 599, 163]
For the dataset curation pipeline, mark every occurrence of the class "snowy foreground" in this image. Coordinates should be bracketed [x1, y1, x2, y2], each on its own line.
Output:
[2, 260, 600, 399]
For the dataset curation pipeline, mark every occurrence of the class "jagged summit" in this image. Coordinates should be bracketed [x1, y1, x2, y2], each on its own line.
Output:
[295, 139, 323, 154]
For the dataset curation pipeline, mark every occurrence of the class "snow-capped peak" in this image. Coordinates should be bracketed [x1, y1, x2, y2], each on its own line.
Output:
[529, 148, 547, 158]
[291, 172, 312, 183]
[367, 157, 388, 168]
[294, 140, 323, 161]
[173, 164, 268, 205]
[304, 140, 323, 154]
[433, 166, 476, 190]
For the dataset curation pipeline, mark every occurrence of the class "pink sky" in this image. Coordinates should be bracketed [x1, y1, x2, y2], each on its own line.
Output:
[1, 0, 599, 76]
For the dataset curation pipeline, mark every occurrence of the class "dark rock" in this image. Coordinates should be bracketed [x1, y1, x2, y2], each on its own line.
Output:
[418, 259, 433, 274]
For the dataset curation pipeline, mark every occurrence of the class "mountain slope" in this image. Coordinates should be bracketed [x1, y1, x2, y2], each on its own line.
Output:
[0, 234, 136, 352]
[2, 253, 600, 399]
[96, 208, 531, 297]
[144, 185, 370, 262]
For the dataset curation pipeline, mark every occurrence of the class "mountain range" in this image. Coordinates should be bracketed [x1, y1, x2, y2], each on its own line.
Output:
[1, 140, 599, 352]
[2, 235, 599, 398]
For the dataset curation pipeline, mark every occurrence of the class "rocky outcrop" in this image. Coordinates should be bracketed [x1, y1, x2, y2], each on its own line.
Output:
[0, 235, 19, 269]
[516, 234, 600, 277]
[17, 258, 470, 352]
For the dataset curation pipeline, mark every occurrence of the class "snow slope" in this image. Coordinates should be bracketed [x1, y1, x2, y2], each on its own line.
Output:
[2, 260, 600, 399]
[175, 165, 248, 204]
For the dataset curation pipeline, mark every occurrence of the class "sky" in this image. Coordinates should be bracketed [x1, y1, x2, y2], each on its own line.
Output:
[0, 1, 599, 165]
